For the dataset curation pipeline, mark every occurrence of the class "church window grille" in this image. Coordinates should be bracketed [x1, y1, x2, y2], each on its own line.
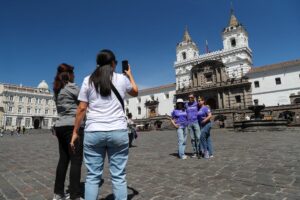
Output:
[45, 109, 49, 114]
[9, 96, 13, 101]
[231, 38, 236, 47]
[138, 107, 141, 115]
[205, 74, 213, 82]
[254, 99, 259, 105]
[275, 77, 281, 85]
[254, 81, 260, 88]
[235, 95, 241, 103]
[18, 107, 22, 113]
[182, 52, 186, 60]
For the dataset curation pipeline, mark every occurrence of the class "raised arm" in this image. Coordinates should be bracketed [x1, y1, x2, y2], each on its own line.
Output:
[124, 65, 138, 97]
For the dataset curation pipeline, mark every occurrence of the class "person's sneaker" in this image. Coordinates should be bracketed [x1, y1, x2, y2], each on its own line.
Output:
[181, 155, 188, 160]
[209, 155, 214, 158]
[191, 153, 197, 158]
[53, 194, 65, 200]
[204, 151, 210, 159]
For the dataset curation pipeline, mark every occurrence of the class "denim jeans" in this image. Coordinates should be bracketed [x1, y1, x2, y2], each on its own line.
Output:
[188, 121, 201, 154]
[200, 122, 212, 155]
[177, 127, 187, 158]
[54, 126, 83, 199]
[84, 129, 129, 200]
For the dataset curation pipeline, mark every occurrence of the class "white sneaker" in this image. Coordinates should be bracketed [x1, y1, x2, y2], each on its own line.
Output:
[209, 155, 214, 158]
[181, 155, 188, 160]
[191, 153, 197, 158]
[53, 194, 65, 200]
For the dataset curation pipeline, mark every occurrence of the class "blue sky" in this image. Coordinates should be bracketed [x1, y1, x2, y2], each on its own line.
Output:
[0, 0, 300, 89]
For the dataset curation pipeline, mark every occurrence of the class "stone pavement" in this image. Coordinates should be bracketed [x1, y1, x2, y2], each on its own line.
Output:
[0, 129, 300, 200]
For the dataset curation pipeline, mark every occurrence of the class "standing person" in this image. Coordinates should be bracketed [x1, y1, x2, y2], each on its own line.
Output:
[197, 97, 213, 159]
[22, 126, 26, 134]
[53, 63, 84, 200]
[185, 94, 201, 158]
[70, 49, 138, 200]
[127, 113, 136, 148]
[170, 98, 188, 159]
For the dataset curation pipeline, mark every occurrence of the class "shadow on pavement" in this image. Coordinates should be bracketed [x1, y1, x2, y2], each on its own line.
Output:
[99, 186, 139, 200]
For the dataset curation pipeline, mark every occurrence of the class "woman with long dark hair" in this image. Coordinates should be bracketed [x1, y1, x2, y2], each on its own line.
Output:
[197, 97, 213, 159]
[171, 98, 188, 159]
[53, 63, 84, 200]
[71, 49, 138, 200]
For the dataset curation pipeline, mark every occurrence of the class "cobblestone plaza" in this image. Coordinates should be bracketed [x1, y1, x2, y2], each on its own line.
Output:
[0, 129, 300, 200]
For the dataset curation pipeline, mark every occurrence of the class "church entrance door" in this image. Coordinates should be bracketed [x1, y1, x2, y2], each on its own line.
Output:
[34, 119, 40, 129]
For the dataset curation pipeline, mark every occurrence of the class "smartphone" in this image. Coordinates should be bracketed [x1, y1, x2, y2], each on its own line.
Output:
[122, 60, 129, 73]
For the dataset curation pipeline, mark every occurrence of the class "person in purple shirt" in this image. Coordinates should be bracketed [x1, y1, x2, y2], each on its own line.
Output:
[185, 94, 201, 158]
[171, 98, 188, 159]
[197, 97, 213, 159]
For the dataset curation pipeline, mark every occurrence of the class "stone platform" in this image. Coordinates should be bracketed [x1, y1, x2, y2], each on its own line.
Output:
[0, 129, 300, 199]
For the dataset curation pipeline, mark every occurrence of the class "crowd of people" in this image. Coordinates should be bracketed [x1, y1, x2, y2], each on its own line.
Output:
[171, 94, 213, 160]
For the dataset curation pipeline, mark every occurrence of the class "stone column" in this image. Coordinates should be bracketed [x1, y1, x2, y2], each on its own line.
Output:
[217, 92, 222, 109]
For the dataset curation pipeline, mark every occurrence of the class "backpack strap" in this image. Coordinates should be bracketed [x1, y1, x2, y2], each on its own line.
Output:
[110, 82, 125, 111]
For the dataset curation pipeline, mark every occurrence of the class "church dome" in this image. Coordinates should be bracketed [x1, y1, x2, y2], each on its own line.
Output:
[37, 80, 49, 90]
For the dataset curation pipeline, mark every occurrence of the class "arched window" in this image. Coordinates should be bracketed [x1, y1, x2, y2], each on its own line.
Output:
[231, 38, 236, 47]
[182, 52, 186, 60]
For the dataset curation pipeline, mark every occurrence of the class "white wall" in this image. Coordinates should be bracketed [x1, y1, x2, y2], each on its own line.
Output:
[248, 65, 300, 106]
[125, 87, 176, 119]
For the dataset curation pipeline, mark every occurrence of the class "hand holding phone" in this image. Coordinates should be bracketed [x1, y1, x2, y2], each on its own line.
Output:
[122, 60, 129, 73]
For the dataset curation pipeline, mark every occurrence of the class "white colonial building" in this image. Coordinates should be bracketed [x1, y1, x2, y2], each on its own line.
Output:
[125, 83, 176, 119]
[125, 9, 300, 120]
[248, 59, 300, 106]
[0, 80, 57, 130]
[175, 10, 252, 90]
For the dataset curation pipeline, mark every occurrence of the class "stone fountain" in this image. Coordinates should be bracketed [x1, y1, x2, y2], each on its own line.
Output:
[234, 104, 288, 132]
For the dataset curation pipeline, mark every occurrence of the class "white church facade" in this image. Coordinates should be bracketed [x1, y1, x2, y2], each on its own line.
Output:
[125, 9, 300, 120]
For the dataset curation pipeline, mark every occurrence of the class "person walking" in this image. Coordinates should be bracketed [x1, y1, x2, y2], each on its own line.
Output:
[171, 98, 188, 159]
[185, 94, 201, 158]
[53, 63, 84, 200]
[197, 97, 213, 159]
[127, 113, 136, 148]
[71, 49, 138, 200]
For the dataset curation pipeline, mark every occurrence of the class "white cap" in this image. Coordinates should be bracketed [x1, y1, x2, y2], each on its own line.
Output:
[176, 98, 184, 103]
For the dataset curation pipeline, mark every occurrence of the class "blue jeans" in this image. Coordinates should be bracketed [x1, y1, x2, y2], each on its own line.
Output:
[84, 129, 129, 200]
[200, 122, 212, 155]
[177, 127, 187, 158]
[188, 121, 201, 154]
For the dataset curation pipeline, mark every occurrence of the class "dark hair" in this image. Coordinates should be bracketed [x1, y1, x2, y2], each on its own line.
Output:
[176, 102, 185, 111]
[53, 63, 74, 97]
[89, 49, 116, 96]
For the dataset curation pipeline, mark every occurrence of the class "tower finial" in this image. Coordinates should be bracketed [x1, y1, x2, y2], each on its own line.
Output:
[229, 2, 239, 27]
[183, 26, 192, 42]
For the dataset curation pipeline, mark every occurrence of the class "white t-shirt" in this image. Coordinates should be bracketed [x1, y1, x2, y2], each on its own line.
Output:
[78, 72, 132, 131]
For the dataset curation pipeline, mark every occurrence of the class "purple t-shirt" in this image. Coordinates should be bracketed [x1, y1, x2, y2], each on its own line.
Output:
[171, 109, 188, 128]
[197, 105, 211, 123]
[185, 101, 198, 124]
